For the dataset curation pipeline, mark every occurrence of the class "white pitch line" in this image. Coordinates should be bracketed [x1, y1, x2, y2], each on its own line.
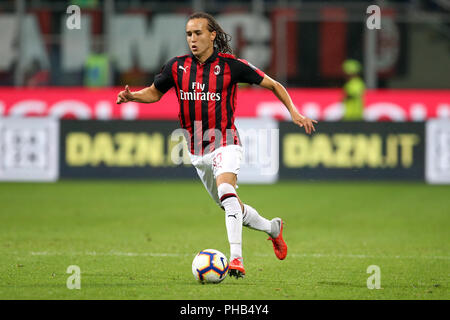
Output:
[28, 251, 450, 260]
[29, 251, 191, 257]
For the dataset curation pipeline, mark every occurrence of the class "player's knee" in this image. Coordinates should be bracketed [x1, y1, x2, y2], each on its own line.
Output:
[217, 183, 237, 203]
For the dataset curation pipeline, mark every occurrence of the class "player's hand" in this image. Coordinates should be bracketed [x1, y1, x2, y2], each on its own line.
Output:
[291, 112, 318, 135]
[116, 85, 134, 104]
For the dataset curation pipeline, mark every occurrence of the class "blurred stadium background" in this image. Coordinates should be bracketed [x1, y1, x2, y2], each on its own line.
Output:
[0, 0, 449, 183]
[0, 0, 449, 300]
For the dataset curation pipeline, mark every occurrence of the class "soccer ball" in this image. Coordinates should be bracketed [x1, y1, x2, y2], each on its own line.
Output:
[192, 249, 229, 283]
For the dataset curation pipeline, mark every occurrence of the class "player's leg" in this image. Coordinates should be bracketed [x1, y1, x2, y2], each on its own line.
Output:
[216, 172, 245, 278]
[189, 147, 246, 277]
[216, 173, 287, 261]
[189, 147, 251, 274]
[214, 173, 279, 238]
[216, 174, 242, 257]
[242, 203, 282, 238]
[213, 174, 276, 236]
[214, 145, 287, 266]
[213, 145, 247, 277]
[189, 150, 221, 205]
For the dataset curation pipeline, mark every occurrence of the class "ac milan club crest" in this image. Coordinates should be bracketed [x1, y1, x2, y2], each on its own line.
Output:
[214, 65, 221, 75]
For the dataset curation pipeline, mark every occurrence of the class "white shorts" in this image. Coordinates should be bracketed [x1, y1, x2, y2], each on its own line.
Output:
[189, 145, 243, 206]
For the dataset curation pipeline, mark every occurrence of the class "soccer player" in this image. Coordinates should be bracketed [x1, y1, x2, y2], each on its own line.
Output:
[116, 12, 317, 278]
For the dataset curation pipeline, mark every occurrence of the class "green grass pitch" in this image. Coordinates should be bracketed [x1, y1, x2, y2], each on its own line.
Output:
[0, 180, 448, 300]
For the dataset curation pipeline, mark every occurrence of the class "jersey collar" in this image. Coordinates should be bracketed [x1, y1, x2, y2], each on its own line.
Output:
[191, 48, 218, 65]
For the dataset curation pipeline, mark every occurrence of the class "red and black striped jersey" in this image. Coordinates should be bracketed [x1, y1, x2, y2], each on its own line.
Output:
[153, 49, 265, 155]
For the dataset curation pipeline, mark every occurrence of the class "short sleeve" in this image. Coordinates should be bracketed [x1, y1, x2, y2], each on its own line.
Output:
[153, 59, 176, 94]
[232, 59, 265, 85]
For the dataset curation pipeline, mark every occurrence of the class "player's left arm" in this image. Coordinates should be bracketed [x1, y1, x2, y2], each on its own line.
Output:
[258, 74, 317, 134]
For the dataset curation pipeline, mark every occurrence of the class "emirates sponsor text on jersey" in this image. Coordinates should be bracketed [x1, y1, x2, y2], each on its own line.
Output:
[179, 82, 221, 101]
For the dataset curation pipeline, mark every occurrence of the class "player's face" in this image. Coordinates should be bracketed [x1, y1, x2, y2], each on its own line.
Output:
[186, 18, 216, 61]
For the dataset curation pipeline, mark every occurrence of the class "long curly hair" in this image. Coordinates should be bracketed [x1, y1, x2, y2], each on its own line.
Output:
[187, 12, 233, 54]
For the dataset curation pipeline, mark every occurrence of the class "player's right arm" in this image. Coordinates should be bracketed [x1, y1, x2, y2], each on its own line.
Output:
[116, 84, 163, 104]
